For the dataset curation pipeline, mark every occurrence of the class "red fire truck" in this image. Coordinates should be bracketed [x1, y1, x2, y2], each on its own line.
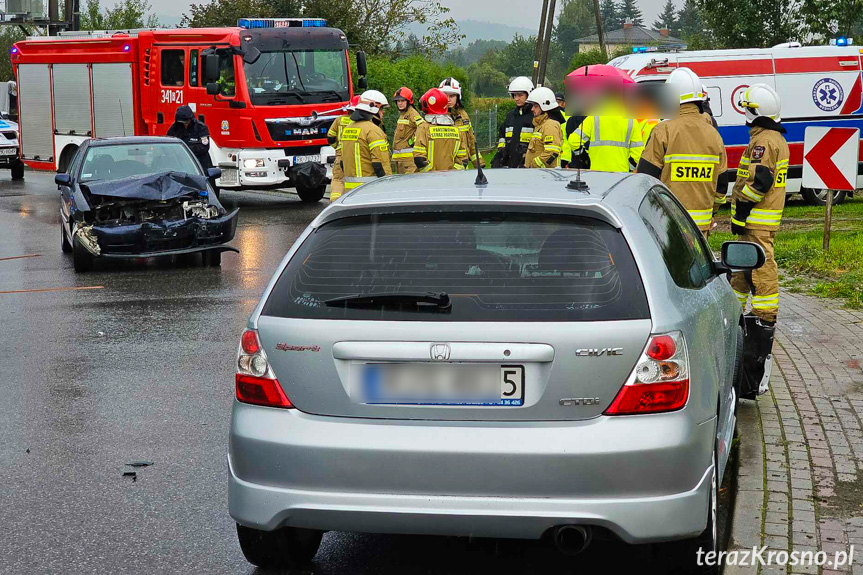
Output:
[11, 18, 366, 201]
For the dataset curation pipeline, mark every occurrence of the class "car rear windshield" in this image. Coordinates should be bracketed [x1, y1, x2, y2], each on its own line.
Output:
[262, 212, 650, 322]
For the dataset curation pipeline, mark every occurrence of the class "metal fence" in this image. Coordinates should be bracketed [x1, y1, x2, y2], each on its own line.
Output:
[471, 104, 500, 153]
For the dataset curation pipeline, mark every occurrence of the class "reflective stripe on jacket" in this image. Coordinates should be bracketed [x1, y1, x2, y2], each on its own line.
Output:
[570, 115, 644, 172]
[731, 125, 790, 232]
[414, 115, 464, 172]
[393, 107, 424, 159]
[524, 113, 562, 169]
[341, 119, 392, 189]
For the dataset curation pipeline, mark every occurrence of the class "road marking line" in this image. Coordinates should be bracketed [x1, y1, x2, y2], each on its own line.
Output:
[0, 285, 104, 295]
[0, 254, 41, 262]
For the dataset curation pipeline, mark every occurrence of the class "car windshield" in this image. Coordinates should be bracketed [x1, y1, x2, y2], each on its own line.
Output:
[244, 49, 349, 105]
[79, 142, 201, 183]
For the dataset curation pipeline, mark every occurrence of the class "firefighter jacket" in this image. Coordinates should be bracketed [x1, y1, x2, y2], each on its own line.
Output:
[327, 115, 352, 157]
[569, 115, 644, 172]
[524, 113, 563, 169]
[167, 119, 212, 170]
[451, 107, 484, 167]
[637, 104, 729, 231]
[393, 106, 424, 161]
[341, 112, 392, 191]
[731, 121, 790, 235]
[413, 114, 464, 172]
[491, 104, 534, 168]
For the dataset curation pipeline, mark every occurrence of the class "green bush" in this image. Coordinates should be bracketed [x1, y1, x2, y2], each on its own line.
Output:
[473, 97, 517, 129]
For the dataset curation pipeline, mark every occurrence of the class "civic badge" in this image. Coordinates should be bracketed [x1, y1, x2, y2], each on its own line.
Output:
[430, 343, 451, 361]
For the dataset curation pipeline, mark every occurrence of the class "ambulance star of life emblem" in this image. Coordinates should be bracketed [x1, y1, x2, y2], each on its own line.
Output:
[813, 78, 844, 112]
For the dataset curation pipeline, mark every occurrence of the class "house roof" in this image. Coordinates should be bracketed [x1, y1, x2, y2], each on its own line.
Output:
[576, 25, 685, 46]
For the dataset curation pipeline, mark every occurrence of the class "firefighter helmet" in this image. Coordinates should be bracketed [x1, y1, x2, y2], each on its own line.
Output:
[420, 88, 449, 115]
[393, 87, 414, 105]
[738, 84, 782, 123]
[526, 87, 558, 112]
[666, 67, 706, 104]
[347, 95, 361, 110]
[507, 76, 534, 94]
[356, 89, 389, 114]
[438, 77, 462, 98]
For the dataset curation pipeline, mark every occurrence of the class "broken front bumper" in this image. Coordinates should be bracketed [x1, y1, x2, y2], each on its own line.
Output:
[86, 209, 239, 258]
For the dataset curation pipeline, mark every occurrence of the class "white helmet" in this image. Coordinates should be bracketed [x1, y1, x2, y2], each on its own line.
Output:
[738, 83, 782, 123]
[439, 77, 462, 98]
[666, 67, 706, 104]
[356, 89, 389, 114]
[508, 76, 534, 94]
[526, 86, 558, 112]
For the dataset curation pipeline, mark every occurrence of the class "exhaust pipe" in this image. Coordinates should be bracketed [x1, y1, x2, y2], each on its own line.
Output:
[552, 525, 592, 556]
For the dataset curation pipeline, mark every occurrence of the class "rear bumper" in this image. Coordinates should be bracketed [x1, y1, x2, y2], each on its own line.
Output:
[228, 405, 715, 543]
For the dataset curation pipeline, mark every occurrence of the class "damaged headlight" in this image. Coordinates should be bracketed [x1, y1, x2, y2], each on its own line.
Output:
[73, 225, 101, 256]
[182, 201, 220, 220]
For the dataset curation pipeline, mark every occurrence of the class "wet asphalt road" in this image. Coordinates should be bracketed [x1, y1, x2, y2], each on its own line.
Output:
[0, 171, 731, 574]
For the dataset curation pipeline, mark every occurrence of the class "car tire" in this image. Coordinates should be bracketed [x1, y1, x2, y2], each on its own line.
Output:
[236, 524, 323, 569]
[72, 236, 93, 273]
[296, 184, 326, 203]
[203, 250, 221, 267]
[801, 188, 846, 206]
[11, 160, 24, 180]
[61, 224, 73, 254]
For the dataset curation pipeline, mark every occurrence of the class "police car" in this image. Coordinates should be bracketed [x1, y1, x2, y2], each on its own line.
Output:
[611, 43, 863, 205]
[0, 81, 23, 180]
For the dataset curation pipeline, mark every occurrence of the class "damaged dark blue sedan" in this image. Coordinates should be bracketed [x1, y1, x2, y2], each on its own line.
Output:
[57, 137, 239, 272]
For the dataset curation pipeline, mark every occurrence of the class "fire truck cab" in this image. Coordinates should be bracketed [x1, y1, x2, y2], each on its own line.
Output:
[610, 44, 863, 205]
[12, 18, 360, 202]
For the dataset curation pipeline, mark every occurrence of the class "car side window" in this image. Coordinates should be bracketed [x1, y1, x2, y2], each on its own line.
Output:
[638, 187, 711, 289]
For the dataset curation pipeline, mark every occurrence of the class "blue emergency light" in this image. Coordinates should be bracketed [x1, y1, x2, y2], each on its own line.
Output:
[238, 18, 327, 29]
[831, 36, 854, 46]
[632, 46, 658, 53]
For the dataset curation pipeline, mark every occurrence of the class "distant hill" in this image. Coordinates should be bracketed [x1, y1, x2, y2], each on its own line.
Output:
[456, 19, 536, 44]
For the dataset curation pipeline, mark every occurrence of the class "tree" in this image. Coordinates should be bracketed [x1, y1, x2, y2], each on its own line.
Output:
[80, 0, 159, 29]
[618, 0, 644, 26]
[676, 0, 701, 38]
[800, 0, 863, 40]
[555, 0, 597, 56]
[599, 0, 622, 31]
[700, 0, 796, 48]
[492, 34, 537, 78]
[80, 0, 104, 29]
[652, 0, 678, 32]
[0, 28, 25, 81]
[468, 61, 509, 97]
[181, 0, 273, 29]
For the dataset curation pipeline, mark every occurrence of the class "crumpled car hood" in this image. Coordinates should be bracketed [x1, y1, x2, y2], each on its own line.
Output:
[83, 171, 210, 202]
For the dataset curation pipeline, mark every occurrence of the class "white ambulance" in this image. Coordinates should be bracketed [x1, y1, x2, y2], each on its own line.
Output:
[610, 43, 863, 205]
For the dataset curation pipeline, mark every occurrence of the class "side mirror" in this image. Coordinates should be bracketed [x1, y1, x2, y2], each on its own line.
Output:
[55, 173, 71, 186]
[206, 82, 220, 96]
[717, 241, 765, 275]
[204, 54, 220, 84]
[358, 77, 368, 90]
[206, 167, 222, 179]
[356, 50, 367, 77]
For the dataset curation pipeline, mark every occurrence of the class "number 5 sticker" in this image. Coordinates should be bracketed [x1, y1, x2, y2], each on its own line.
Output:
[500, 365, 525, 403]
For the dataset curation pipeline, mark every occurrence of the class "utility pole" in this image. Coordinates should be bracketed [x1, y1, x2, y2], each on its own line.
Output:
[537, 0, 557, 86]
[592, 0, 608, 61]
[532, 0, 550, 85]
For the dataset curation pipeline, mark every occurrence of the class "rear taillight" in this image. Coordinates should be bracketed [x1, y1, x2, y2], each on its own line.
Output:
[604, 331, 689, 415]
[236, 329, 293, 409]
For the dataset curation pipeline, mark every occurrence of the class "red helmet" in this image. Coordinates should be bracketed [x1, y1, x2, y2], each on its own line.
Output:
[393, 87, 414, 105]
[347, 95, 361, 110]
[420, 88, 448, 115]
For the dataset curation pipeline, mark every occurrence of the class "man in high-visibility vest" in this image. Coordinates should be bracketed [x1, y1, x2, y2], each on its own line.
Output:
[341, 90, 392, 192]
[730, 83, 790, 398]
[326, 95, 359, 202]
[568, 114, 644, 172]
[413, 88, 464, 172]
[637, 67, 728, 236]
[391, 87, 424, 174]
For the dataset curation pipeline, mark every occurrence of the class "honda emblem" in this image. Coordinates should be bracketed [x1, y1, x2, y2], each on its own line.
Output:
[430, 343, 451, 361]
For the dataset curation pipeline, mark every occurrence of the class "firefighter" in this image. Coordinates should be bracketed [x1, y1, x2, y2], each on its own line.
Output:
[702, 84, 719, 129]
[555, 92, 569, 121]
[413, 88, 463, 172]
[439, 77, 484, 168]
[491, 76, 535, 169]
[636, 67, 728, 236]
[392, 87, 424, 174]
[524, 87, 564, 169]
[167, 105, 212, 172]
[326, 95, 359, 202]
[730, 84, 789, 397]
[341, 90, 392, 192]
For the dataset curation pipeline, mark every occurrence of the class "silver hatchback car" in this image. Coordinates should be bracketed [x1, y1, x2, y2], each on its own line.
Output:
[229, 169, 764, 571]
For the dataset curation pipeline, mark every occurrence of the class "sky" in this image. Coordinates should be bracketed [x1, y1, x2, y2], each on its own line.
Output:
[149, 0, 668, 31]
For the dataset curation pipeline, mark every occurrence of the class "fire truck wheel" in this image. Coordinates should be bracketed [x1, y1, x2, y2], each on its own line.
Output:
[72, 237, 94, 273]
[296, 184, 326, 203]
[801, 188, 846, 206]
[11, 160, 24, 180]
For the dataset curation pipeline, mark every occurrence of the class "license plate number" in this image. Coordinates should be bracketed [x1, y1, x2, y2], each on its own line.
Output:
[361, 364, 525, 406]
[293, 154, 320, 164]
[0, 148, 17, 156]
[219, 168, 238, 185]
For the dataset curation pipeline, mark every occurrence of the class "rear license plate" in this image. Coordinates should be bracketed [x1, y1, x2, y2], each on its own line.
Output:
[0, 148, 16, 156]
[361, 364, 524, 406]
[293, 154, 320, 165]
[220, 168, 238, 185]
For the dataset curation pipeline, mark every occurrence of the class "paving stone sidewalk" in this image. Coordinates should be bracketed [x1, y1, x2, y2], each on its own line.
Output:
[728, 290, 863, 574]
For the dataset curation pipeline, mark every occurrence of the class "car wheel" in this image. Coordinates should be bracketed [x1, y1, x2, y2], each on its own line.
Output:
[61, 224, 72, 254]
[296, 184, 326, 203]
[236, 524, 323, 569]
[72, 236, 93, 273]
[11, 160, 24, 180]
[732, 324, 744, 415]
[801, 188, 846, 206]
[203, 250, 221, 267]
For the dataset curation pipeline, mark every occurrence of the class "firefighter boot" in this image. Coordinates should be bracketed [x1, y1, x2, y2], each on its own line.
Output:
[741, 315, 776, 399]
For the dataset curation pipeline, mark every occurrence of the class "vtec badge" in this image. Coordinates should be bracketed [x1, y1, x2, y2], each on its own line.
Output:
[560, 397, 601, 406]
[575, 348, 624, 357]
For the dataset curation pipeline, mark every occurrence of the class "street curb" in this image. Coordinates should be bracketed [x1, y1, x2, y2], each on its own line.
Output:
[724, 399, 764, 575]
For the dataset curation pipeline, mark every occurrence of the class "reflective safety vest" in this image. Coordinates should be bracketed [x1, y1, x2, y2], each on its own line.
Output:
[570, 115, 644, 172]
[392, 107, 424, 160]
[731, 125, 790, 233]
[341, 119, 393, 190]
[413, 116, 465, 172]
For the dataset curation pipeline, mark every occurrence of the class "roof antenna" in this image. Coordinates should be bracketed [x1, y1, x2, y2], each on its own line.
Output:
[472, 128, 487, 186]
[567, 159, 589, 192]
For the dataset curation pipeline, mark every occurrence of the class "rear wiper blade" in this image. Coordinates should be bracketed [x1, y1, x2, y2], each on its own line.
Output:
[324, 291, 451, 309]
